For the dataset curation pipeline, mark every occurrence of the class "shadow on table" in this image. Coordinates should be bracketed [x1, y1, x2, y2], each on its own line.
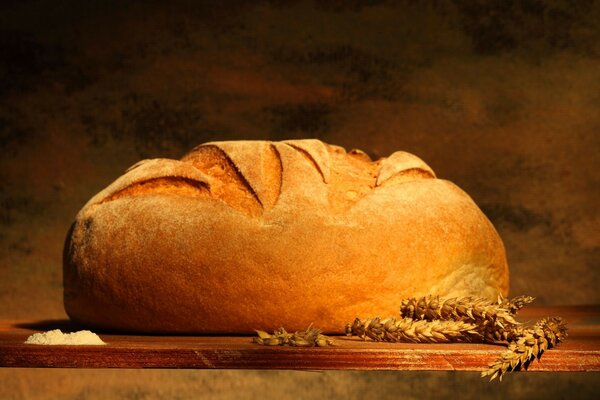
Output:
[15, 319, 85, 332]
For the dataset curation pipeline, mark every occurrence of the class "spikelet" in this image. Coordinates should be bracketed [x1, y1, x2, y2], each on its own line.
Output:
[498, 294, 535, 315]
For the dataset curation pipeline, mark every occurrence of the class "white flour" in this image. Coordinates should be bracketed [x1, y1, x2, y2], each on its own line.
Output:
[24, 329, 106, 345]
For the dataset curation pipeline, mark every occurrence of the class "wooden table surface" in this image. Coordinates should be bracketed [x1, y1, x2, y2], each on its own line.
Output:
[1, 306, 599, 371]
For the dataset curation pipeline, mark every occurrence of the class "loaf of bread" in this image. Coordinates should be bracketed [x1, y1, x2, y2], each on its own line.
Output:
[63, 139, 508, 333]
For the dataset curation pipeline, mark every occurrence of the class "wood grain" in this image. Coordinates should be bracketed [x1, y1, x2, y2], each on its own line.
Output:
[1, 306, 598, 371]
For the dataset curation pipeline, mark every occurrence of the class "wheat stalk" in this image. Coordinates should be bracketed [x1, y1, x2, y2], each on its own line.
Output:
[252, 294, 566, 382]
[363, 295, 566, 380]
[398, 295, 567, 379]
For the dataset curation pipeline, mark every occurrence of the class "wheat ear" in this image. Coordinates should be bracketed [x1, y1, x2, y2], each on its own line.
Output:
[253, 325, 335, 347]
[346, 317, 481, 343]
[481, 317, 568, 381]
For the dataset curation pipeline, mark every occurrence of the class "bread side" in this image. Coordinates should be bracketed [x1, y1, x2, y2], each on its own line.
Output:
[63, 139, 508, 333]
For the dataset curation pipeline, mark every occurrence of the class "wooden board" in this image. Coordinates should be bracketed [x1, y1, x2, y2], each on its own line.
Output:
[1, 306, 599, 371]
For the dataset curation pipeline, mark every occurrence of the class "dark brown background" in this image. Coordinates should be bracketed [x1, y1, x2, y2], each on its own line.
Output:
[1, 1, 598, 398]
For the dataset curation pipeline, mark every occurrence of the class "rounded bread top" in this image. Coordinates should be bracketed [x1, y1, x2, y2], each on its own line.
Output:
[81, 139, 438, 218]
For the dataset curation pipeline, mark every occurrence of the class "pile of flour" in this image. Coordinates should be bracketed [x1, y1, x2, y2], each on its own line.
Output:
[25, 329, 106, 345]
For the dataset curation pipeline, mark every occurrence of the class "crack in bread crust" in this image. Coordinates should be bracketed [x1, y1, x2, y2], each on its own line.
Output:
[265, 143, 283, 209]
[282, 140, 331, 184]
[182, 144, 264, 217]
[101, 177, 210, 203]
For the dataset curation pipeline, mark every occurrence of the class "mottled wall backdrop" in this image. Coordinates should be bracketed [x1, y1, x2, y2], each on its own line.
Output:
[1, 1, 598, 399]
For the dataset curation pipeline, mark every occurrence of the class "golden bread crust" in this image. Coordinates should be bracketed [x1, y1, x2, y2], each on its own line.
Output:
[63, 139, 508, 333]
